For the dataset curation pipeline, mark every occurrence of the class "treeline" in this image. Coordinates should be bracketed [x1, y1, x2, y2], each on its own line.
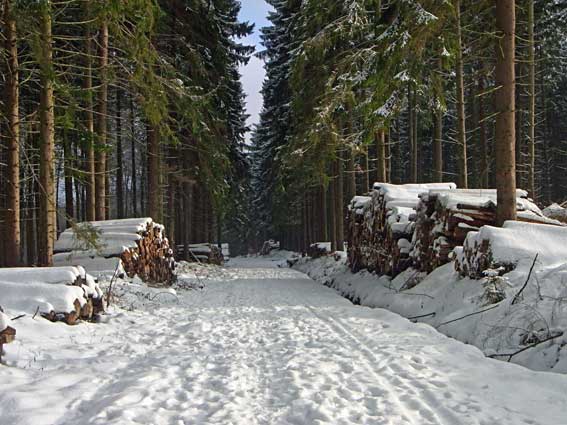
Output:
[251, 0, 567, 252]
[0, 0, 254, 267]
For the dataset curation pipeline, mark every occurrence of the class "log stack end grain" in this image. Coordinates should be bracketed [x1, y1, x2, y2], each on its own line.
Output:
[411, 189, 562, 274]
[55, 218, 176, 285]
[184, 243, 224, 265]
[347, 184, 564, 279]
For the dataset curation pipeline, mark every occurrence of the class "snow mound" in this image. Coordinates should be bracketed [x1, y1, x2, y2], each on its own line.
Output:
[373, 182, 456, 209]
[0, 266, 84, 285]
[0, 311, 10, 332]
[543, 203, 567, 223]
[0, 280, 86, 315]
[54, 252, 124, 279]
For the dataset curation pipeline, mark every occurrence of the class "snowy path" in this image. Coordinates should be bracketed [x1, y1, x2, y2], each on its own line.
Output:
[2, 258, 567, 425]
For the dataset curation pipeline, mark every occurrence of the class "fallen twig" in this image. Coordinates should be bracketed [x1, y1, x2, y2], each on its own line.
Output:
[512, 254, 539, 305]
[436, 304, 499, 328]
[488, 331, 564, 362]
[106, 261, 122, 307]
[408, 312, 436, 321]
[10, 314, 25, 321]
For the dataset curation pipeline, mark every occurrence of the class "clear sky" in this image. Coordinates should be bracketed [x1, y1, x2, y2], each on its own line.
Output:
[238, 0, 273, 141]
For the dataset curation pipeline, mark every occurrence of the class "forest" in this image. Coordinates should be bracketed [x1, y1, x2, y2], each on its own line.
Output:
[4, 2, 567, 423]
[1, 0, 566, 264]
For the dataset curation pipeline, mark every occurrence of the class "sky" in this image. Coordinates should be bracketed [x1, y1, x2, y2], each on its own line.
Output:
[238, 0, 273, 141]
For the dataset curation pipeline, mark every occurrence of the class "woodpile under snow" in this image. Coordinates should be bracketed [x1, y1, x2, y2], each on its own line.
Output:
[0, 266, 104, 325]
[347, 183, 456, 276]
[55, 218, 175, 284]
[454, 221, 567, 279]
[180, 243, 224, 265]
[346, 183, 563, 278]
[0, 310, 16, 361]
[411, 189, 559, 273]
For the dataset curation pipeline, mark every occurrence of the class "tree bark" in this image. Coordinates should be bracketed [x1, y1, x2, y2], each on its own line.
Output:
[38, 2, 56, 266]
[409, 84, 418, 182]
[3, 0, 21, 266]
[63, 134, 74, 228]
[116, 90, 124, 218]
[130, 95, 137, 217]
[147, 124, 161, 222]
[527, 0, 536, 198]
[336, 154, 344, 250]
[478, 72, 489, 188]
[329, 170, 337, 251]
[434, 56, 443, 182]
[95, 16, 108, 220]
[495, 0, 517, 225]
[84, 6, 96, 221]
[376, 129, 387, 183]
[455, 0, 468, 188]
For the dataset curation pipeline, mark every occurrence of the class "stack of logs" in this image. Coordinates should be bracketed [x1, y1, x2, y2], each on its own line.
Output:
[346, 183, 562, 278]
[55, 218, 176, 285]
[453, 221, 567, 279]
[180, 243, 224, 265]
[0, 310, 15, 362]
[347, 183, 456, 276]
[0, 266, 105, 326]
[121, 222, 176, 284]
[411, 189, 561, 273]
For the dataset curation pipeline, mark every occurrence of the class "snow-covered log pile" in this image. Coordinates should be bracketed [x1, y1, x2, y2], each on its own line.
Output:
[346, 196, 373, 271]
[542, 203, 567, 224]
[0, 309, 16, 361]
[346, 183, 456, 276]
[412, 189, 560, 273]
[454, 221, 567, 279]
[0, 266, 104, 325]
[307, 242, 331, 259]
[55, 218, 175, 284]
[184, 243, 224, 265]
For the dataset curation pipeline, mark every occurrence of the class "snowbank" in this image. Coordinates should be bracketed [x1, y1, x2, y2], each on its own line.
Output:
[456, 221, 567, 279]
[295, 253, 567, 373]
[0, 266, 84, 285]
[0, 311, 10, 332]
[54, 252, 125, 279]
[0, 280, 87, 315]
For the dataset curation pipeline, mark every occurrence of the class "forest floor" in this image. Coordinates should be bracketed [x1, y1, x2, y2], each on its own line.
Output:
[2, 254, 567, 425]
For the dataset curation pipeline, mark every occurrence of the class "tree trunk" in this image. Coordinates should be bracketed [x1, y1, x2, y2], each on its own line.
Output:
[147, 124, 161, 222]
[527, 0, 536, 198]
[84, 8, 96, 221]
[409, 84, 418, 182]
[116, 90, 124, 218]
[495, 0, 517, 225]
[320, 185, 328, 242]
[362, 147, 370, 193]
[376, 129, 387, 183]
[455, 0, 468, 188]
[38, 2, 56, 266]
[130, 96, 137, 217]
[95, 17, 108, 220]
[478, 72, 489, 188]
[63, 134, 74, 228]
[434, 56, 443, 182]
[3, 0, 21, 266]
[336, 155, 344, 250]
[347, 149, 356, 199]
[329, 171, 337, 251]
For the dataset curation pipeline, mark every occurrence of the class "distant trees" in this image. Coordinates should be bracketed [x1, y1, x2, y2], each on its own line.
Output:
[251, 0, 567, 251]
[0, 0, 253, 266]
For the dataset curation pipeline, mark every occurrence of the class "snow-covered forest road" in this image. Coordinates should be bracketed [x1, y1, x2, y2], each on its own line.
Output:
[2, 257, 567, 425]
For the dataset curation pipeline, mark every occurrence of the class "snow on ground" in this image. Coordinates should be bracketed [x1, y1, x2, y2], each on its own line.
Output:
[2, 255, 567, 424]
[294, 253, 567, 373]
